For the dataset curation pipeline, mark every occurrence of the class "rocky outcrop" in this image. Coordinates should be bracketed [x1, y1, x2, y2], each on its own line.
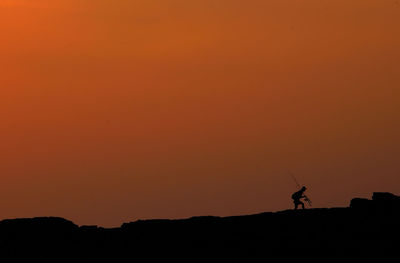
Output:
[350, 192, 400, 211]
[0, 193, 399, 261]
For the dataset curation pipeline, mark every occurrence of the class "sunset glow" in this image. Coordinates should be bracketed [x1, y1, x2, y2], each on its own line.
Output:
[1, 0, 399, 227]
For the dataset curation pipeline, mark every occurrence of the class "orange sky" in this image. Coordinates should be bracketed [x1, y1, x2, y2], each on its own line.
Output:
[0, 0, 399, 227]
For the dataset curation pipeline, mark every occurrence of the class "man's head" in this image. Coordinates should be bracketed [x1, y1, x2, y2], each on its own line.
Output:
[301, 186, 307, 191]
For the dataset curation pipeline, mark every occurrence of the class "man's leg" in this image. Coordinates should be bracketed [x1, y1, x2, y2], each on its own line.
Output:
[301, 201, 305, 209]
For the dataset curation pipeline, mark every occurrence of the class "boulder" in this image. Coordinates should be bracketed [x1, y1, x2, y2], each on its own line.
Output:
[372, 192, 400, 209]
[350, 198, 372, 209]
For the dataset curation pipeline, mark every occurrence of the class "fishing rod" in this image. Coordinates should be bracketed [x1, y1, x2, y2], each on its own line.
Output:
[288, 171, 312, 207]
[289, 171, 301, 188]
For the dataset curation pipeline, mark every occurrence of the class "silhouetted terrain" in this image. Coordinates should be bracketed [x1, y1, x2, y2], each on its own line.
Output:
[1, 192, 399, 262]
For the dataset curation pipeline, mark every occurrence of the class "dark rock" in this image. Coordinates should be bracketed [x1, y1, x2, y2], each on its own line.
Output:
[350, 198, 372, 209]
[373, 192, 400, 203]
[80, 225, 99, 231]
[0, 193, 399, 261]
[372, 192, 400, 212]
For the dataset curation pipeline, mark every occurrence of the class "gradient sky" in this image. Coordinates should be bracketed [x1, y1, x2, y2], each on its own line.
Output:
[1, 0, 399, 227]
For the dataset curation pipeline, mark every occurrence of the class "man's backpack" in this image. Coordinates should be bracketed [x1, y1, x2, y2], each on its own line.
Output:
[292, 191, 301, 200]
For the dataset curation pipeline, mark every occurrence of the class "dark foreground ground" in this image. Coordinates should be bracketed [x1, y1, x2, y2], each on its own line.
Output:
[0, 192, 399, 262]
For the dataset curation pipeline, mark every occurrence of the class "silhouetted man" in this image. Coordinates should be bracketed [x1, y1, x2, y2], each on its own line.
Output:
[292, 186, 308, 210]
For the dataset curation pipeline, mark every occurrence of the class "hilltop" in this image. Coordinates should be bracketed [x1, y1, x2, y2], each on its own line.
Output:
[0, 192, 399, 262]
